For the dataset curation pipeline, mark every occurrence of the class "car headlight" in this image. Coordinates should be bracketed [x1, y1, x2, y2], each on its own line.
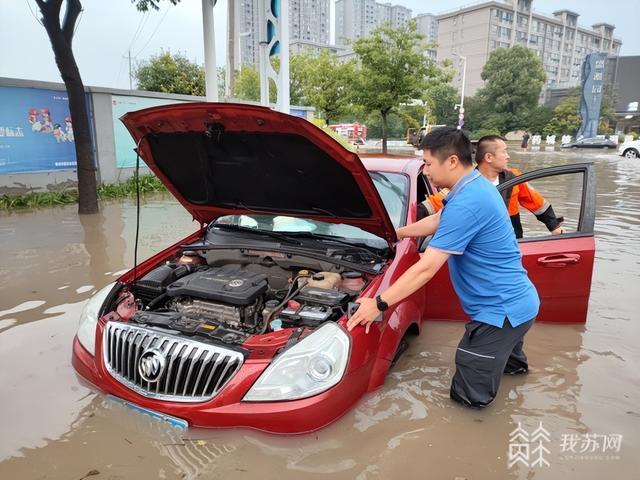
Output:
[77, 282, 116, 356]
[243, 322, 351, 401]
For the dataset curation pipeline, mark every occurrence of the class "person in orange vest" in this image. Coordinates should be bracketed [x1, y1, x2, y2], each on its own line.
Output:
[420, 135, 564, 238]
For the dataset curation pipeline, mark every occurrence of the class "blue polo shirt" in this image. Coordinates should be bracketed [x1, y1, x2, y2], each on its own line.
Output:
[429, 170, 539, 327]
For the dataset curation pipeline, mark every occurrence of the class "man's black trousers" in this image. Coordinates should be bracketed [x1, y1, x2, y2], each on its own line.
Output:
[450, 317, 535, 408]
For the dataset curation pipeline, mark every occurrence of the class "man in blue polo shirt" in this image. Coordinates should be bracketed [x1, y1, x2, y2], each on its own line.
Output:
[347, 126, 539, 408]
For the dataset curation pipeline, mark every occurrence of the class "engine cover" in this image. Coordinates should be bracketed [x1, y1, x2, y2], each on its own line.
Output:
[165, 265, 268, 306]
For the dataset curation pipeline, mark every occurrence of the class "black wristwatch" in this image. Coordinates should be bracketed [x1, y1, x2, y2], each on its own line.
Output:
[376, 295, 389, 312]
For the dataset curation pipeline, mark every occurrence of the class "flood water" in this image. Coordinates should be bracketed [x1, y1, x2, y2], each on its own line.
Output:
[1, 148, 639, 479]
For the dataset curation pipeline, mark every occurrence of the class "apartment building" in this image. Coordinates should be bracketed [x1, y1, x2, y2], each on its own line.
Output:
[236, 0, 330, 68]
[335, 0, 412, 46]
[437, 0, 622, 96]
[415, 12, 438, 60]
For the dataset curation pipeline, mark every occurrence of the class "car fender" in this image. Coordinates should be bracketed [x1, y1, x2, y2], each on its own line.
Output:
[367, 299, 422, 391]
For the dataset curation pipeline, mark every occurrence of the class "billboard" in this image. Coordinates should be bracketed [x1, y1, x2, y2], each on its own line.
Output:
[112, 95, 188, 168]
[0, 86, 79, 174]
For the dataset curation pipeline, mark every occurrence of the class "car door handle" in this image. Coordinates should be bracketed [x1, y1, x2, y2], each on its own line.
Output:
[537, 254, 581, 267]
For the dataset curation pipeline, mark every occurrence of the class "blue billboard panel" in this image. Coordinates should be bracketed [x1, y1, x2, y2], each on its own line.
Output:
[0, 86, 79, 174]
[112, 95, 187, 168]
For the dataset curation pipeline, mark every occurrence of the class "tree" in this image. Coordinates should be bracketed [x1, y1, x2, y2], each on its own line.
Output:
[543, 96, 581, 137]
[299, 51, 357, 125]
[353, 21, 438, 153]
[478, 45, 546, 133]
[136, 51, 206, 95]
[289, 54, 309, 106]
[36, 0, 98, 214]
[424, 83, 459, 125]
[133, 0, 180, 11]
[598, 85, 617, 134]
[526, 105, 554, 136]
[233, 66, 261, 102]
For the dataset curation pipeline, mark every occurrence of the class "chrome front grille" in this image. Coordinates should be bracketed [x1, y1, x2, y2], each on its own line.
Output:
[103, 322, 244, 402]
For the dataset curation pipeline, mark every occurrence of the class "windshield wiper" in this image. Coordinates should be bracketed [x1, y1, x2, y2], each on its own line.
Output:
[281, 232, 385, 261]
[210, 223, 303, 245]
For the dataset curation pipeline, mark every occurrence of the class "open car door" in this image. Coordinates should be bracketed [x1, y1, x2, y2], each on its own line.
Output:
[423, 163, 596, 324]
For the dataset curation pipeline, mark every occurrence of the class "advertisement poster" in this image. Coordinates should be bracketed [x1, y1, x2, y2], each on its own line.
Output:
[0, 86, 79, 174]
[112, 95, 188, 168]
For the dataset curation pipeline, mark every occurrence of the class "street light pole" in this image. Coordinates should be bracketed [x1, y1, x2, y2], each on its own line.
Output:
[202, 0, 219, 102]
[453, 53, 467, 129]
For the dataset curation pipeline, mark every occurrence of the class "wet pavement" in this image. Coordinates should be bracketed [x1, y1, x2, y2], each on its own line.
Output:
[0, 149, 639, 479]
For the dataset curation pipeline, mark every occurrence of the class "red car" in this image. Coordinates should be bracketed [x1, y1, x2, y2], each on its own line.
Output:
[72, 103, 596, 433]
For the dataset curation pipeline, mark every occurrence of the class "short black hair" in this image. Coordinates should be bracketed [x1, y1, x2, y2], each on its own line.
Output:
[419, 126, 473, 167]
[475, 135, 506, 164]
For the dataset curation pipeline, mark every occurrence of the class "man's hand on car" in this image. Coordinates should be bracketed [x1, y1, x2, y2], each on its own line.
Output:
[346, 297, 379, 334]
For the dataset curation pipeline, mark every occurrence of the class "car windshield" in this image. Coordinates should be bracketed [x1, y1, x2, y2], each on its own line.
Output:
[212, 171, 408, 246]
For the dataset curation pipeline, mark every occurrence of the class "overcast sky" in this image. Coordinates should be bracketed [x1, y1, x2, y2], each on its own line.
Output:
[1, 0, 638, 90]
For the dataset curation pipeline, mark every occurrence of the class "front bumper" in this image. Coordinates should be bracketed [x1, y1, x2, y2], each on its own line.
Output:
[72, 335, 372, 434]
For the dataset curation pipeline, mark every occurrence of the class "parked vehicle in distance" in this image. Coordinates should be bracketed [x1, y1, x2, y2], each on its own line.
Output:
[561, 137, 617, 149]
[618, 139, 640, 159]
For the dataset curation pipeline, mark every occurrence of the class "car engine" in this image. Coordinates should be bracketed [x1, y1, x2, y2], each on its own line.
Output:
[117, 257, 367, 345]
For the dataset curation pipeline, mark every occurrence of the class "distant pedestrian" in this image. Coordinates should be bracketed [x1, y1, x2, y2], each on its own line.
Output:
[521, 131, 530, 151]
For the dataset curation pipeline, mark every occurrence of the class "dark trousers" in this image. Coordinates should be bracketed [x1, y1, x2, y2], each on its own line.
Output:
[450, 317, 534, 408]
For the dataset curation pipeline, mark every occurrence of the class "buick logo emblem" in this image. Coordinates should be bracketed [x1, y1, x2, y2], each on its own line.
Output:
[138, 348, 166, 383]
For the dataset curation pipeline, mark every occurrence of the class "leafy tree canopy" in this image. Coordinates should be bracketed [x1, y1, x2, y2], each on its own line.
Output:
[477, 45, 546, 132]
[297, 51, 358, 125]
[543, 96, 581, 136]
[135, 51, 205, 96]
[353, 20, 440, 152]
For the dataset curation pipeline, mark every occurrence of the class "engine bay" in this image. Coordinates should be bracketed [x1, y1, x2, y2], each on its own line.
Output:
[104, 249, 370, 346]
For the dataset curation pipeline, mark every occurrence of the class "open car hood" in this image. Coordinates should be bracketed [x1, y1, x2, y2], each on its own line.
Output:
[121, 103, 397, 245]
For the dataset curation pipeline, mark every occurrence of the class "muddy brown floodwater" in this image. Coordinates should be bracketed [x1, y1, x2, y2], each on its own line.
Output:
[1, 148, 639, 480]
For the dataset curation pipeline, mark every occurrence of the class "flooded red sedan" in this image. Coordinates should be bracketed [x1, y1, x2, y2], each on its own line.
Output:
[72, 103, 596, 433]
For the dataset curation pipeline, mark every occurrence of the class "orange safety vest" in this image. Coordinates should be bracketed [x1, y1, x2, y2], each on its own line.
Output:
[422, 168, 557, 238]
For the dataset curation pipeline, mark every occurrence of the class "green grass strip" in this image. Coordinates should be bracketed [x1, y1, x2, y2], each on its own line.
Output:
[0, 174, 167, 211]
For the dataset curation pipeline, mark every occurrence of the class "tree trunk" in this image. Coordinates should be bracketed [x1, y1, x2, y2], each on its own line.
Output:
[381, 110, 389, 154]
[37, 0, 98, 214]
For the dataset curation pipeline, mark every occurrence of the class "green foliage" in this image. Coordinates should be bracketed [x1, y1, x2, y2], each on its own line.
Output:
[469, 128, 503, 140]
[1, 175, 166, 211]
[0, 190, 79, 209]
[289, 54, 309, 106]
[599, 85, 617, 134]
[353, 20, 439, 152]
[97, 174, 166, 198]
[459, 95, 487, 133]
[364, 111, 406, 139]
[477, 45, 546, 132]
[298, 51, 358, 124]
[135, 51, 205, 96]
[424, 83, 459, 125]
[234, 66, 261, 102]
[133, 0, 180, 12]
[525, 105, 554, 136]
[543, 96, 581, 136]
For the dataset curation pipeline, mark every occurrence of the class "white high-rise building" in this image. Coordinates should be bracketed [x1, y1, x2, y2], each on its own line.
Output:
[335, 0, 412, 46]
[236, 0, 330, 68]
[436, 0, 622, 96]
[415, 12, 438, 59]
